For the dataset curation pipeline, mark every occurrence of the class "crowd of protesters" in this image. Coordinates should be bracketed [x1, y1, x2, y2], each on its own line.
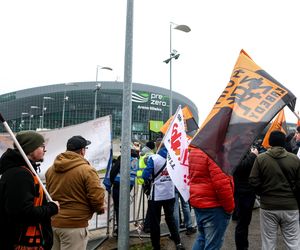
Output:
[1, 125, 300, 250]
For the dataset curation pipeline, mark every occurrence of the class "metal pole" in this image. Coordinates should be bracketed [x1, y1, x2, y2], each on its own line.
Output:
[93, 88, 98, 120]
[93, 84, 102, 120]
[94, 67, 99, 120]
[169, 23, 173, 118]
[61, 91, 66, 128]
[29, 115, 33, 130]
[41, 99, 45, 129]
[94, 66, 111, 120]
[29, 106, 39, 131]
[293, 110, 300, 120]
[118, 0, 134, 249]
[39, 116, 42, 129]
[20, 114, 23, 131]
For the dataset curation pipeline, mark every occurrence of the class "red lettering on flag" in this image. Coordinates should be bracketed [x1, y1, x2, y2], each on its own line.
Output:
[171, 123, 181, 158]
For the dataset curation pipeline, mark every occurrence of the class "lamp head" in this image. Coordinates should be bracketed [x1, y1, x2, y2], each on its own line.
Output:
[163, 58, 171, 64]
[43, 96, 54, 100]
[174, 54, 180, 60]
[97, 65, 113, 71]
[173, 24, 191, 33]
[93, 83, 102, 92]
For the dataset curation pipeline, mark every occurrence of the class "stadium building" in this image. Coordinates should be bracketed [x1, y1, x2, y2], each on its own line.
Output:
[0, 81, 198, 140]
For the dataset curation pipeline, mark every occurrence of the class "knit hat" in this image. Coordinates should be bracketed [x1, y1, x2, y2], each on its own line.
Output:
[146, 141, 155, 150]
[15, 131, 45, 154]
[67, 135, 91, 151]
[269, 130, 286, 147]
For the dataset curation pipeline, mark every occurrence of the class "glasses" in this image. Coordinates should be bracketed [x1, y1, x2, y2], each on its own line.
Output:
[85, 147, 88, 149]
[40, 145, 46, 151]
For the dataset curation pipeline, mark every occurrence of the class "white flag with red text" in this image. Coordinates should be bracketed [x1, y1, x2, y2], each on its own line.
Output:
[163, 106, 190, 202]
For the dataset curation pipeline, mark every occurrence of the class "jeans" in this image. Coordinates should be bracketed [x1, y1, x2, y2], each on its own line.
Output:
[174, 190, 193, 230]
[148, 198, 181, 250]
[192, 207, 231, 250]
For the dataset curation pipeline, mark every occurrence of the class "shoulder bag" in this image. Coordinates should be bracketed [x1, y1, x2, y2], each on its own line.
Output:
[143, 162, 166, 196]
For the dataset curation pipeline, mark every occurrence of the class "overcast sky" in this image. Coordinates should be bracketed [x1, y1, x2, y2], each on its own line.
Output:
[1, 0, 299, 124]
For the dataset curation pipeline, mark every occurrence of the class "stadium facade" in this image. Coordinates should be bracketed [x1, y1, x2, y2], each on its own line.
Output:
[0, 81, 198, 140]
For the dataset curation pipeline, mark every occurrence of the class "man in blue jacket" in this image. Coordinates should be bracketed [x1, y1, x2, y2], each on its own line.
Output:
[142, 142, 184, 250]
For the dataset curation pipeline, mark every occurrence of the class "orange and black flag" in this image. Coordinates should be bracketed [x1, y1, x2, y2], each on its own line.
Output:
[190, 50, 296, 175]
[262, 109, 287, 149]
[160, 106, 199, 137]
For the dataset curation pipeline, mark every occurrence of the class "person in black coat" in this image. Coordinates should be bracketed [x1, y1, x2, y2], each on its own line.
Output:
[233, 146, 258, 250]
[0, 131, 59, 250]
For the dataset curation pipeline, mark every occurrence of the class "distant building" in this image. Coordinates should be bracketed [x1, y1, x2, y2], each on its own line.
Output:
[0, 81, 198, 140]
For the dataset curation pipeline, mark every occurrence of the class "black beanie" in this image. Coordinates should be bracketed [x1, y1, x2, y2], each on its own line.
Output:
[146, 141, 155, 150]
[269, 130, 286, 147]
[15, 131, 45, 154]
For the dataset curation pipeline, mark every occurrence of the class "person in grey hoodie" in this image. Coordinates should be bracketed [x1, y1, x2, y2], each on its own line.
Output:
[249, 130, 300, 250]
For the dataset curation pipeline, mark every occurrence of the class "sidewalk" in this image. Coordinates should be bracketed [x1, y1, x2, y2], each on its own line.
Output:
[92, 208, 286, 250]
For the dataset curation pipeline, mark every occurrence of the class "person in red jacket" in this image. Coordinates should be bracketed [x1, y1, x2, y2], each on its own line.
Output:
[189, 147, 235, 250]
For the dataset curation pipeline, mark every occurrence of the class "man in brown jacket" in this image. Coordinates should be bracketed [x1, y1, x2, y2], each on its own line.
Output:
[45, 135, 105, 250]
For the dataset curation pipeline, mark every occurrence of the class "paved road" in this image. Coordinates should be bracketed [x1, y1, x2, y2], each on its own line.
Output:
[95, 208, 286, 249]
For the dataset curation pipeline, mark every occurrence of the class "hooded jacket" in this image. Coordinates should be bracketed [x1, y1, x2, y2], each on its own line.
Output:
[249, 146, 300, 210]
[45, 150, 105, 228]
[136, 146, 155, 185]
[0, 149, 58, 250]
[188, 147, 235, 213]
[233, 151, 257, 194]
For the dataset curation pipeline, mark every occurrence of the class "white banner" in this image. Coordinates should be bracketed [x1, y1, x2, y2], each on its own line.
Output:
[0, 115, 112, 180]
[163, 106, 190, 202]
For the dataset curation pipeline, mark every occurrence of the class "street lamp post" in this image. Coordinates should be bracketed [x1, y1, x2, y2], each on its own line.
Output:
[61, 91, 68, 128]
[28, 115, 34, 130]
[20, 112, 29, 131]
[29, 106, 39, 130]
[93, 83, 102, 120]
[41, 96, 54, 130]
[12, 120, 16, 132]
[39, 116, 43, 129]
[94, 65, 113, 120]
[164, 22, 191, 117]
[61, 82, 77, 128]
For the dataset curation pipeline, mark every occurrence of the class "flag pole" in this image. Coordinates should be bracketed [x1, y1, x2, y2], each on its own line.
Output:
[0, 113, 53, 202]
[293, 110, 300, 121]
